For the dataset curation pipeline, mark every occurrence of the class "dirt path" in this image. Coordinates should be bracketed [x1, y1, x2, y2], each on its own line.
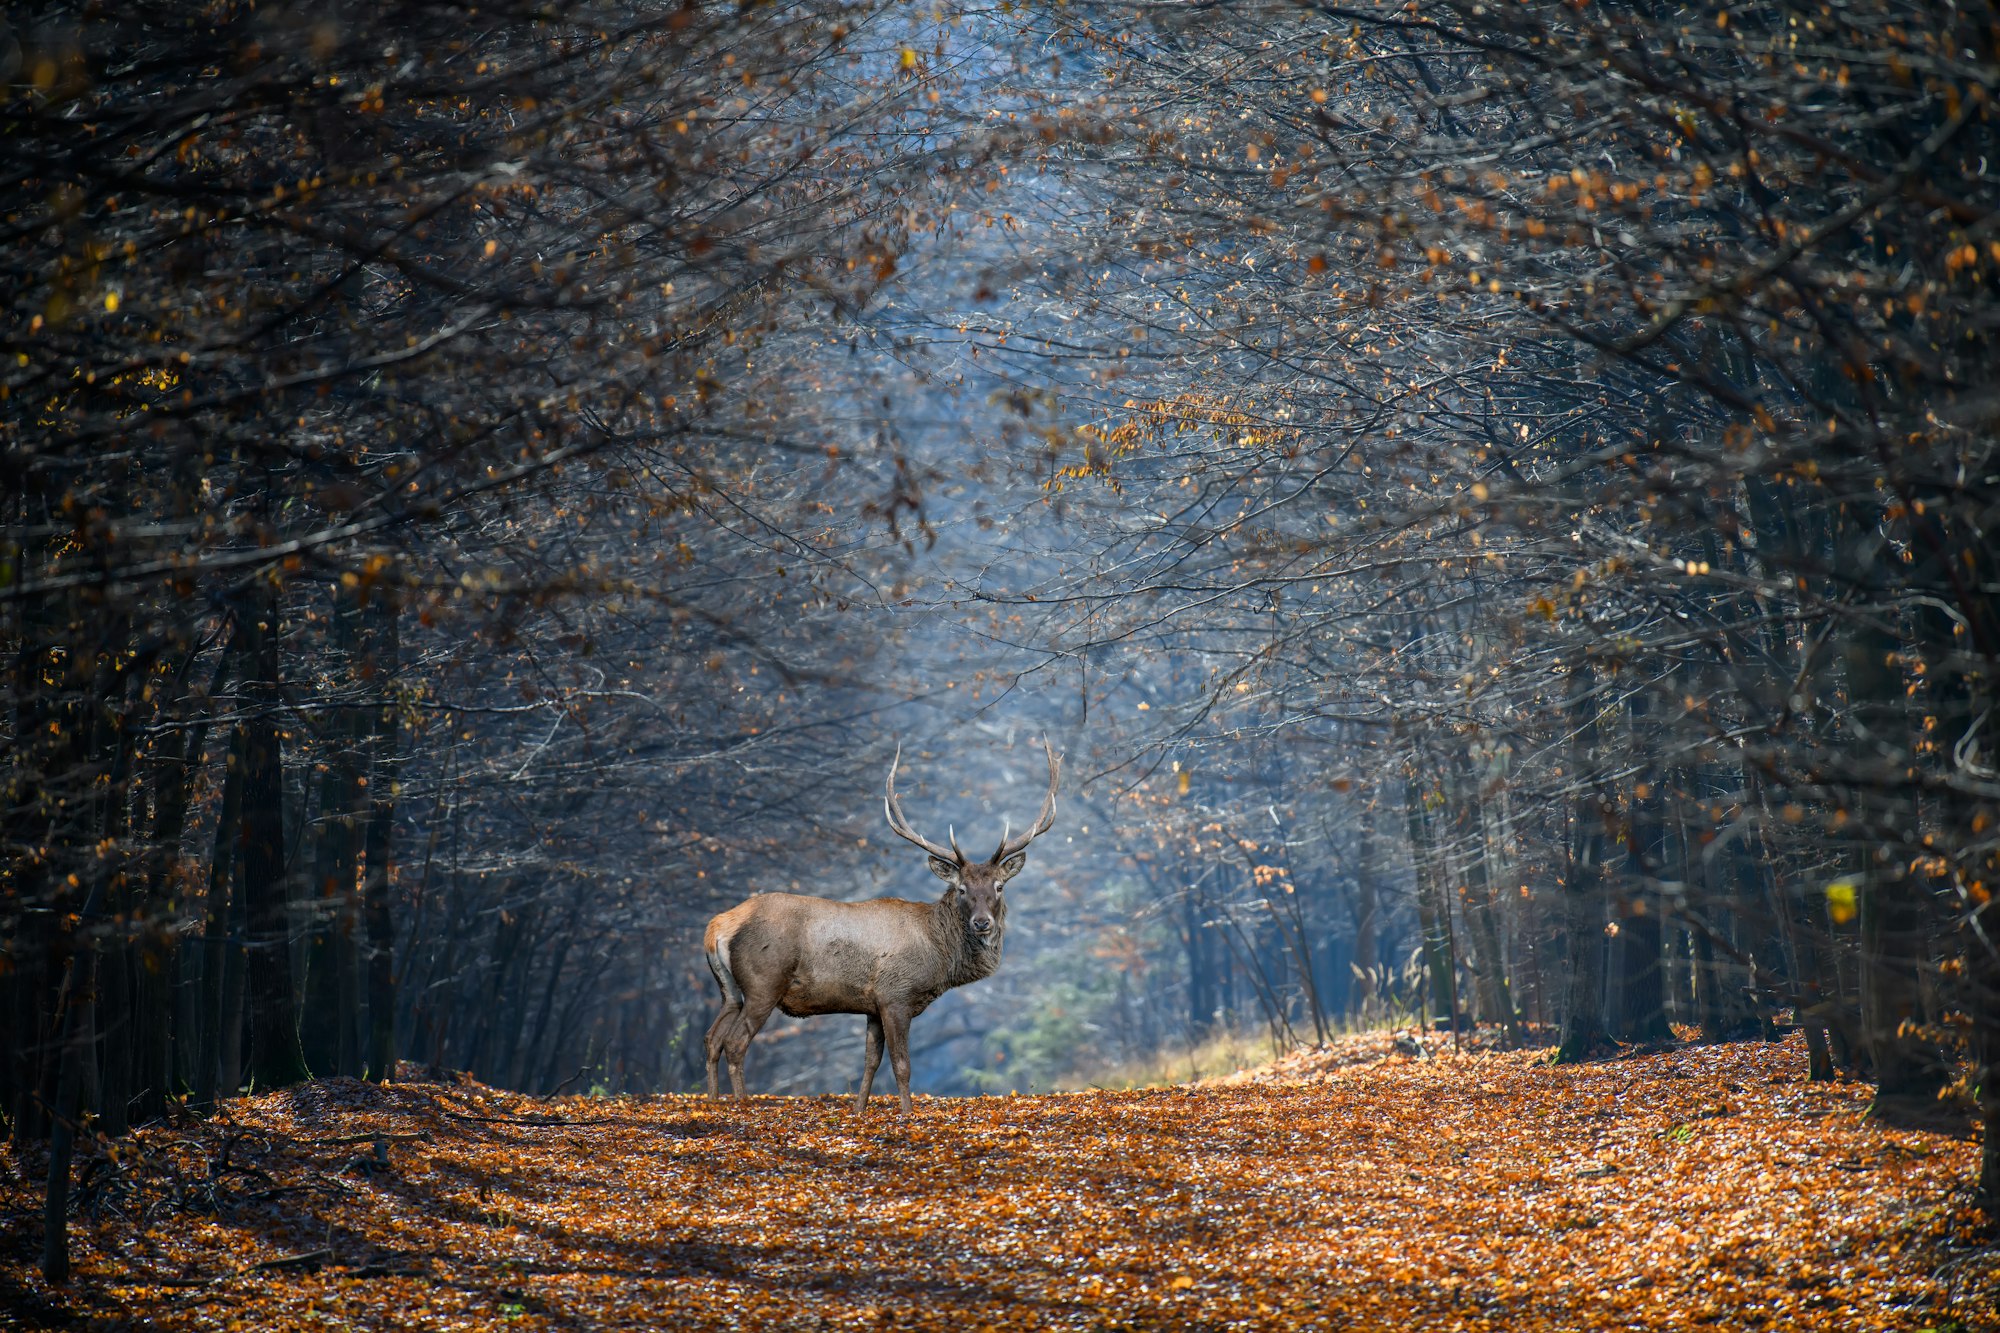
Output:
[3, 1036, 1993, 1330]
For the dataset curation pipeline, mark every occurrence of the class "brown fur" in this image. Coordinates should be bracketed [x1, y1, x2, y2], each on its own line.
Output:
[704, 742, 1057, 1113]
[702, 866, 1016, 1113]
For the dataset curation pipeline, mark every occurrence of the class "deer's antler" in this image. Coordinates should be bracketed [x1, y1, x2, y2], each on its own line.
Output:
[992, 736, 1060, 863]
[884, 742, 960, 863]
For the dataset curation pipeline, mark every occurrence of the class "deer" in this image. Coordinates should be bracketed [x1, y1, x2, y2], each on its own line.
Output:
[702, 738, 1060, 1113]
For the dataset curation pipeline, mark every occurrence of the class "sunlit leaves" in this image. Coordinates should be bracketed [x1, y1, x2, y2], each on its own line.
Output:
[6, 1037, 1988, 1330]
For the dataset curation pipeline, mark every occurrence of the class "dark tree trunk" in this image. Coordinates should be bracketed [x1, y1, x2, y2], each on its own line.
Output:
[300, 758, 365, 1077]
[40, 942, 95, 1284]
[7, 531, 75, 1148]
[302, 586, 367, 1077]
[362, 585, 401, 1083]
[517, 903, 578, 1090]
[134, 663, 212, 1120]
[194, 716, 245, 1113]
[96, 935, 131, 1137]
[1608, 892, 1672, 1040]
[6, 935, 49, 1145]
[3, 565, 47, 1145]
[1859, 878, 1945, 1101]
[300, 802, 361, 1075]
[1556, 660, 1613, 1063]
[1907, 503, 2000, 1189]
[218, 817, 251, 1096]
[1977, 909, 2000, 1204]
[1839, 502, 1949, 1101]
[1843, 530, 1947, 1103]
[81, 605, 138, 1139]
[471, 897, 532, 1082]
[236, 581, 310, 1092]
[1692, 925, 1731, 1041]
[1348, 815, 1379, 1017]
[1613, 691, 1672, 1044]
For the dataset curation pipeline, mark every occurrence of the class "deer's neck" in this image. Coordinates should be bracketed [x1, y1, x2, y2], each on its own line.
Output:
[933, 899, 1005, 989]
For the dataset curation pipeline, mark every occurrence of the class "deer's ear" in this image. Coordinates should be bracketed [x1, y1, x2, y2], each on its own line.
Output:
[996, 852, 1028, 882]
[928, 856, 962, 884]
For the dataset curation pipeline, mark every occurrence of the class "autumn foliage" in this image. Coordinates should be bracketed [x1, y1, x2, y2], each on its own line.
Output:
[7, 0, 2000, 1320]
[2, 1033, 1992, 1331]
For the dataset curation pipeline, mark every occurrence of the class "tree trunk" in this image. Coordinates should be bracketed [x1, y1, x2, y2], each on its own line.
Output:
[1555, 659, 1613, 1063]
[1405, 768, 1457, 1029]
[193, 716, 245, 1113]
[4, 543, 49, 1145]
[40, 943, 94, 1284]
[302, 585, 368, 1077]
[135, 666, 210, 1119]
[517, 904, 578, 1091]
[1460, 793, 1522, 1041]
[1181, 884, 1212, 1037]
[1613, 691, 1672, 1043]
[1348, 815, 1379, 1018]
[218, 811, 251, 1096]
[1842, 525, 1947, 1103]
[96, 934, 131, 1137]
[236, 580, 311, 1092]
[362, 584, 402, 1083]
[82, 613, 139, 1137]
[1976, 893, 2000, 1203]
[1692, 925, 1729, 1041]
[1859, 877, 1945, 1101]
[8, 933, 50, 1145]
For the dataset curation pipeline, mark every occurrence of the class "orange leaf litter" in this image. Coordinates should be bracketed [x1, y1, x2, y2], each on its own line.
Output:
[4, 1034, 1994, 1331]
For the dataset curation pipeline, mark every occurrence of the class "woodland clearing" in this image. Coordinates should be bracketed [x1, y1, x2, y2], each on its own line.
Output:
[2, 1033, 1994, 1331]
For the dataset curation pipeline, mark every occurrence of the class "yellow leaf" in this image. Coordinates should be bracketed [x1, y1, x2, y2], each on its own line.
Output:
[1169, 1275, 1194, 1290]
[1826, 878, 1858, 925]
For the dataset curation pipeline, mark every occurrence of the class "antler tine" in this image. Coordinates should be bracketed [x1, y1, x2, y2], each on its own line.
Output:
[993, 736, 1061, 862]
[988, 817, 1012, 865]
[884, 741, 959, 863]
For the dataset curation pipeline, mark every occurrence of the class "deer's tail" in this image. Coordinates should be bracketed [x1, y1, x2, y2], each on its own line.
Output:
[707, 927, 745, 1009]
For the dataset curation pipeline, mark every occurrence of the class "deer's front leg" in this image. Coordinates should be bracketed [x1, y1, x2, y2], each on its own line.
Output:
[855, 1013, 885, 1113]
[881, 1007, 915, 1114]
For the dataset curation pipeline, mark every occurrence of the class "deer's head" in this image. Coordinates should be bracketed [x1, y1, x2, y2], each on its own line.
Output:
[884, 738, 1061, 940]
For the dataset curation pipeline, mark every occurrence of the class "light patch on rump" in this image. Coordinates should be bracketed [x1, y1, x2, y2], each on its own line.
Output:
[708, 928, 745, 1007]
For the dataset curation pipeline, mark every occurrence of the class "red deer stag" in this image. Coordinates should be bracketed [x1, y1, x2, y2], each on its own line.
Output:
[702, 739, 1060, 1112]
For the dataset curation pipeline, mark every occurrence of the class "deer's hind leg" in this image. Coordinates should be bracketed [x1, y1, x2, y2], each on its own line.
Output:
[704, 1005, 739, 1101]
[881, 1007, 915, 1114]
[722, 994, 779, 1102]
[700, 928, 740, 1096]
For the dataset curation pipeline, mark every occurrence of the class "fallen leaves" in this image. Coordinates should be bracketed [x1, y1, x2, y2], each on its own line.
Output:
[2, 1034, 1992, 1330]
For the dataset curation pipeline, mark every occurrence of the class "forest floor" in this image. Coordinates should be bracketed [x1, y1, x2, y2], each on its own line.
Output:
[2, 1033, 1996, 1332]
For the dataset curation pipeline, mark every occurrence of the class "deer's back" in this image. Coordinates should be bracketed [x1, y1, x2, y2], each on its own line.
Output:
[709, 892, 948, 1017]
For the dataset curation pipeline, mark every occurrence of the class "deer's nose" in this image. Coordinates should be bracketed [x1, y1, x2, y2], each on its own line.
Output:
[971, 915, 995, 934]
